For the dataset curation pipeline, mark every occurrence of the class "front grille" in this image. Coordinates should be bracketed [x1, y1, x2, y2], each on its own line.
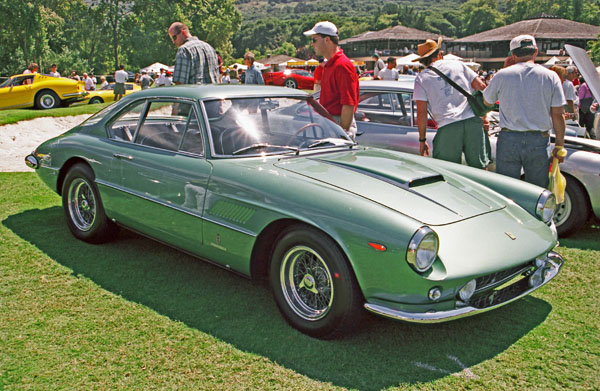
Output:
[474, 261, 534, 293]
[469, 277, 530, 309]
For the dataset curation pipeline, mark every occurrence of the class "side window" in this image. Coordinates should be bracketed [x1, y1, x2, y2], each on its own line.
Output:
[134, 101, 192, 151]
[391, 93, 412, 126]
[179, 109, 204, 156]
[358, 92, 393, 112]
[108, 100, 146, 141]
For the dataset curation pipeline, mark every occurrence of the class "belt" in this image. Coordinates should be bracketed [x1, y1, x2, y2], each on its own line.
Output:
[501, 128, 549, 137]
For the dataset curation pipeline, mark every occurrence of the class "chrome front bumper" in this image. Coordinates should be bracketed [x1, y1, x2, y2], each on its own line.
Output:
[364, 251, 564, 323]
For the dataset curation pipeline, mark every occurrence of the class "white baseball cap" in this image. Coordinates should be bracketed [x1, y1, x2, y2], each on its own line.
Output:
[304, 21, 338, 37]
[509, 35, 537, 52]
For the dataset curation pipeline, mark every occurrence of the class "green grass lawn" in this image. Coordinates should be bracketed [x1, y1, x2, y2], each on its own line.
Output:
[0, 103, 110, 126]
[1, 172, 598, 391]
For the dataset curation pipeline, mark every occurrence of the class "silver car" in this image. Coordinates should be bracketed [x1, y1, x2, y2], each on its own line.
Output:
[349, 79, 600, 236]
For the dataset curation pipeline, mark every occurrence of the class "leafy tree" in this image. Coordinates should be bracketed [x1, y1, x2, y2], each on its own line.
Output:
[459, 0, 504, 36]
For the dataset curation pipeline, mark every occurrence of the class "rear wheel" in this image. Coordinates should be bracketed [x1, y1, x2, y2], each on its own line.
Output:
[35, 90, 60, 109]
[269, 225, 363, 338]
[89, 97, 104, 104]
[62, 163, 116, 243]
[554, 175, 590, 237]
[284, 78, 298, 89]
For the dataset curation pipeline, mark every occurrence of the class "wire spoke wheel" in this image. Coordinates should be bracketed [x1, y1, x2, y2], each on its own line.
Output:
[68, 178, 97, 231]
[280, 245, 333, 321]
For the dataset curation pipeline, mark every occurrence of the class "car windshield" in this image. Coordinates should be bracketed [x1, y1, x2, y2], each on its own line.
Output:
[0, 78, 12, 88]
[204, 96, 352, 157]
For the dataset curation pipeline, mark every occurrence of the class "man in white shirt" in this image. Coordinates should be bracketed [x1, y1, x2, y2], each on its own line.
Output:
[49, 64, 60, 78]
[156, 68, 167, 87]
[377, 57, 399, 81]
[83, 73, 95, 91]
[414, 37, 489, 168]
[114, 65, 128, 101]
[484, 35, 566, 188]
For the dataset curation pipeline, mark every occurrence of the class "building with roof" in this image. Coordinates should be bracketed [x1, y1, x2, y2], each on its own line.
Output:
[446, 15, 599, 68]
[340, 25, 448, 62]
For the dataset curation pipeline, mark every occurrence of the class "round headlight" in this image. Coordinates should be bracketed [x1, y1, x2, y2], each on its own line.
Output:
[407, 227, 439, 273]
[536, 190, 556, 223]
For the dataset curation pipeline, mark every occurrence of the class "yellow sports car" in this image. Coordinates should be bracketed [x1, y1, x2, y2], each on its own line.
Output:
[86, 82, 141, 104]
[0, 73, 87, 110]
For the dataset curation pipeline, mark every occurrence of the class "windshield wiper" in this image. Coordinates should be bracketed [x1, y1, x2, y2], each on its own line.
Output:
[307, 138, 355, 149]
[232, 143, 299, 155]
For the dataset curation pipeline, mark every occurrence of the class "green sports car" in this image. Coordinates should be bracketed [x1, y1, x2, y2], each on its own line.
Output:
[26, 85, 563, 339]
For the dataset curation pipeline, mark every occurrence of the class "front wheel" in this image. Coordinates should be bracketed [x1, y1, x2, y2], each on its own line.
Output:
[283, 78, 298, 89]
[269, 225, 363, 338]
[554, 176, 590, 237]
[62, 163, 116, 243]
[89, 97, 104, 104]
[35, 90, 60, 109]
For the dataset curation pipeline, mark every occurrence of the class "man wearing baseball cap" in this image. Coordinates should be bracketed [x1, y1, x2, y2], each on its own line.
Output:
[483, 34, 566, 188]
[304, 21, 359, 139]
[413, 37, 489, 168]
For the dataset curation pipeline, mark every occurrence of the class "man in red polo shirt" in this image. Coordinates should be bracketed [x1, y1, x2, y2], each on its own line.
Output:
[304, 21, 359, 139]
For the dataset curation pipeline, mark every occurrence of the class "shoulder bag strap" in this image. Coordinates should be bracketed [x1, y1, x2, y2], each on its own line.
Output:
[428, 66, 472, 99]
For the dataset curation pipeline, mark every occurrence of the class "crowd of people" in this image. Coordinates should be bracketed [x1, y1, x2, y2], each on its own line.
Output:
[18, 20, 597, 190]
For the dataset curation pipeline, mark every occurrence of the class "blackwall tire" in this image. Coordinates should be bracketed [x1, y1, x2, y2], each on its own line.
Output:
[554, 175, 590, 237]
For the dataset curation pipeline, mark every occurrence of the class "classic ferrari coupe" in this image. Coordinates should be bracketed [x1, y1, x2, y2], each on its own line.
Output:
[26, 85, 563, 338]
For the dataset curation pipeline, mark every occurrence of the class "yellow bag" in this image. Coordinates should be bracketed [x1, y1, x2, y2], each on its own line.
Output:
[548, 149, 567, 204]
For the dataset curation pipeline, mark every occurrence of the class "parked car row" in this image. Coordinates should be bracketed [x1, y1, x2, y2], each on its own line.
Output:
[0, 73, 87, 110]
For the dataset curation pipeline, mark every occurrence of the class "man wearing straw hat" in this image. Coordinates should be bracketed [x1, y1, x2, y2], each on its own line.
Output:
[483, 35, 565, 188]
[413, 37, 489, 168]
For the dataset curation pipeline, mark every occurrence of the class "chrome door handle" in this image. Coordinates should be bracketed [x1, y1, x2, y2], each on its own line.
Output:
[113, 153, 133, 160]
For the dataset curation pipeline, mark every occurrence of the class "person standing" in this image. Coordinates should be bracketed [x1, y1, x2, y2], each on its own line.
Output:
[313, 58, 324, 92]
[139, 70, 154, 89]
[168, 22, 219, 85]
[377, 57, 399, 81]
[550, 65, 576, 120]
[114, 65, 128, 101]
[372, 53, 385, 79]
[83, 73, 95, 91]
[413, 37, 489, 168]
[483, 35, 566, 188]
[578, 78, 596, 139]
[243, 51, 264, 85]
[48, 64, 60, 78]
[304, 21, 359, 139]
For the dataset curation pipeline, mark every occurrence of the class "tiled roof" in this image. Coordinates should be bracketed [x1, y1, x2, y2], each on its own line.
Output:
[453, 18, 599, 43]
[340, 25, 447, 44]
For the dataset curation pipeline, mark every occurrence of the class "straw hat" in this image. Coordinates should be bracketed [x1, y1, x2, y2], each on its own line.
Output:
[413, 37, 443, 62]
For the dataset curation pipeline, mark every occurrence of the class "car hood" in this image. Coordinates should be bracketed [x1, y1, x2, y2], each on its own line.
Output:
[275, 149, 508, 225]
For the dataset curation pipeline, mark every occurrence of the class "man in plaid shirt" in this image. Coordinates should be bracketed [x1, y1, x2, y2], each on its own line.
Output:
[168, 22, 220, 85]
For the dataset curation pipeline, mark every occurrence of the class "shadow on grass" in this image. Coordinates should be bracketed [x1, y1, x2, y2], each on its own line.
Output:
[559, 219, 600, 251]
[4, 207, 553, 390]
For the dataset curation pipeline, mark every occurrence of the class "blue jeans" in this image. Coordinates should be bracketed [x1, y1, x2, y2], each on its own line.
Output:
[496, 130, 550, 188]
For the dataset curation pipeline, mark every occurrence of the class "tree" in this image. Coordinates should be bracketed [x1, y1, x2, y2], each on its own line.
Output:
[459, 0, 504, 36]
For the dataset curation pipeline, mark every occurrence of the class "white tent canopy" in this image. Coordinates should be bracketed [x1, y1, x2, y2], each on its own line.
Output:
[544, 56, 573, 67]
[395, 53, 421, 66]
[443, 53, 463, 61]
[140, 62, 172, 74]
[463, 61, 481, 71]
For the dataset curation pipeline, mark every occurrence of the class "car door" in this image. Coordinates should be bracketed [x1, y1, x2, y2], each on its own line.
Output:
[105, 99, 212, 253]
[0, 75, 35, 109]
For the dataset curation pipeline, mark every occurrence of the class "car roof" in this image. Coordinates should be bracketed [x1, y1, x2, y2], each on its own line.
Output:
[121, 84, 309, 101]
[359, 77, 415, 92]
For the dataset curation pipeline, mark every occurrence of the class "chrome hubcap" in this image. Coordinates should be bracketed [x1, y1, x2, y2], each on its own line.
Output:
[553, 191, 572, 228]
[280, 245, 333, 321]
[68, 178, 96, 231]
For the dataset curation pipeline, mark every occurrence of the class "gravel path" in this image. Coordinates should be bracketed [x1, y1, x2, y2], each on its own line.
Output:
[0, 114, 90, 172]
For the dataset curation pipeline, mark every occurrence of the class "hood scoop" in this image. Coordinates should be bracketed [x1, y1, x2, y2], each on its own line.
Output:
[275, 149, 505, 225]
